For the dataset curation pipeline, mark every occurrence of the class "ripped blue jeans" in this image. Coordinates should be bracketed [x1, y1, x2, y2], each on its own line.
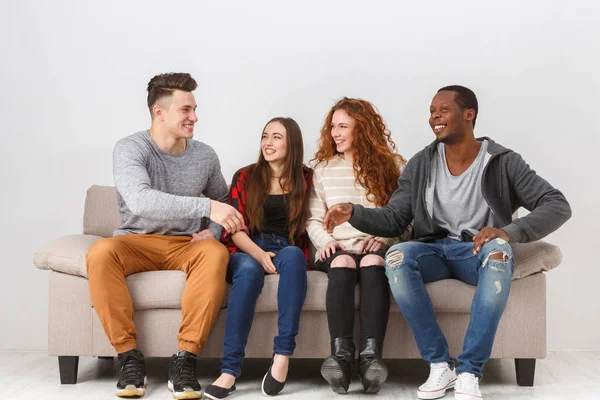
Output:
[385, 238, 514, 378]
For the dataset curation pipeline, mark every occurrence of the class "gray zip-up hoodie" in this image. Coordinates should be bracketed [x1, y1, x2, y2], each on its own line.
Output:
[349, 137, 571, 243]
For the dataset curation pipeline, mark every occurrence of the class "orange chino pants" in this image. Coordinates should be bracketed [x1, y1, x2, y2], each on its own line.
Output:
[86, 234, 229, 355]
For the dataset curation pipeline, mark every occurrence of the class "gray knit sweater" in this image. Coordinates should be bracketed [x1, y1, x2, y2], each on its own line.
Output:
[112, 131, 228, 238]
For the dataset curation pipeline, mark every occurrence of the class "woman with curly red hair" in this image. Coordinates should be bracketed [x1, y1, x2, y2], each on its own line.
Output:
[307, 97, 407, 394]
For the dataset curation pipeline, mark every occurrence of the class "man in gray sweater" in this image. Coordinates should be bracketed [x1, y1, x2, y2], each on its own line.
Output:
[323, 85, 571, 400]
[86, 73, 244, 399]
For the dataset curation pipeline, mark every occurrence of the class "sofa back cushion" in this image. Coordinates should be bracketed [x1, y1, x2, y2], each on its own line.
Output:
[83, 185, 121, 237]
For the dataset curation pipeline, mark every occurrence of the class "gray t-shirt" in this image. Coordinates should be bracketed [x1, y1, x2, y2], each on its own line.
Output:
[112, 130, 228, 238]
[430, 140, 493, 240]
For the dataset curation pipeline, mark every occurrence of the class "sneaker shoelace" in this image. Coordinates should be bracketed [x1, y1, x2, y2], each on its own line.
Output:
[457, 373, 480, 393]
[173, 355, 197, 387]
[115, 352, 144, 383]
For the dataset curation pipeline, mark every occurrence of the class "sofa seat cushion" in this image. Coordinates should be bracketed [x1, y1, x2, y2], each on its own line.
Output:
[127, 271, 348, 312]
[254, 271, 477, 313]
[128, 271, 229, 310]
[254, 272, 494, 313]
[255, 270, 336, 312]
[126, 271, 187, 310]
[40, 259, 549, 314]
[34, 236, 561, 312]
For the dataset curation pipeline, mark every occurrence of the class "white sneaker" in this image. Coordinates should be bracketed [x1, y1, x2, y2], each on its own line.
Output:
[417, 362, 457, 399]
[454, 373, 482, 400]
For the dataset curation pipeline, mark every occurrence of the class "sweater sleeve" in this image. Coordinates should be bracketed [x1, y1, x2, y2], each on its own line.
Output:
[306, 168, 336, 251]
[372, 157, 410, 246]
[349, 157, 414, 238]
[202, 155, 228, 239]
[500, 152, 571, 243]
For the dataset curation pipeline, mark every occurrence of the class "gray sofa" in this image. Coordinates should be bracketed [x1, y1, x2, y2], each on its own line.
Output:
[33, 185, 563, 386]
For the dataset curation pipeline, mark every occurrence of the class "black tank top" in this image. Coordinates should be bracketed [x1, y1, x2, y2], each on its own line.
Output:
[262, 194, 290, 238]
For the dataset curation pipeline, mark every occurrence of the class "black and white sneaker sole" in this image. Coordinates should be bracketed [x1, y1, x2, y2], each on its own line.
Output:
[168, 380, 203, 399]
[116, 376, 147, 397]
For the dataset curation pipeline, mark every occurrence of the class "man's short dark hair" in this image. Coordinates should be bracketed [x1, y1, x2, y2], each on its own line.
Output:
[147, 73, 198, 116]
[438, 85, 478, 128]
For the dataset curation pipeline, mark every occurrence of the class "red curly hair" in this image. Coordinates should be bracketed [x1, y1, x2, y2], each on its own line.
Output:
[312, 97, 406, 207]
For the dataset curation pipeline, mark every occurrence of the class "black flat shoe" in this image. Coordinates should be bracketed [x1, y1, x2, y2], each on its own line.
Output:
[261, 354, 286, 396]
[204, 383, 237, 400]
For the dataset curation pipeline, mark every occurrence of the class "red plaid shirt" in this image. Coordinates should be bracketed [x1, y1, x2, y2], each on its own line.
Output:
[221, 164, 314, 270]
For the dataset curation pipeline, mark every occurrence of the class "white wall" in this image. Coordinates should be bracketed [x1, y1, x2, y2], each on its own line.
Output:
[0, 0, 598, 351]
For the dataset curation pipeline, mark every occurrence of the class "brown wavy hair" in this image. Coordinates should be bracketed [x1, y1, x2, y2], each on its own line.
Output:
[312, 97, 406, 207]
[246, 117, 310, 244]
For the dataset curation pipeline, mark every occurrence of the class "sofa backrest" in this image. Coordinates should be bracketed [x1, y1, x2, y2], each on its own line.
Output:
[83, 185, 121, 237]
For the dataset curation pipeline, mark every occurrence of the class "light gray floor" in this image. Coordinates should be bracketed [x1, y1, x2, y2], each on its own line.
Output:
[0, 351, 598, 399]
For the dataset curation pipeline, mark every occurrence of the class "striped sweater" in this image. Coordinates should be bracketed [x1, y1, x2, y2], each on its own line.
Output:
[307, 154, 405, 259]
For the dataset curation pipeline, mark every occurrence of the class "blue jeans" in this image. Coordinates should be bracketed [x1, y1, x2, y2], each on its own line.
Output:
[220, 233, 308, 377]
[385, 238, 514, 378]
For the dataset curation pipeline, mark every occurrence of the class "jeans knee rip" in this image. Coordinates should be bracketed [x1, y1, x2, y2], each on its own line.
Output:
[481, 250, 510, 295]
[386, 251, 416, 286]
[481, 250, 510, 270]
[387, 250, 404, 269]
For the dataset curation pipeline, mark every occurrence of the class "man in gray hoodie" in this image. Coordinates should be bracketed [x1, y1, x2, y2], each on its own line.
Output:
[323, 85, 571, 400]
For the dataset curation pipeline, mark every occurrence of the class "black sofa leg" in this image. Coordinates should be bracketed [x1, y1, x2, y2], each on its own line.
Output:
[515, 358, 536, 386]
[58, 356, 79, 384]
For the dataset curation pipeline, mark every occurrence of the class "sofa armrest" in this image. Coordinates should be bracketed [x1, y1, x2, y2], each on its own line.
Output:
[34, 234, 104, 278]
[512, 240, 562, 280]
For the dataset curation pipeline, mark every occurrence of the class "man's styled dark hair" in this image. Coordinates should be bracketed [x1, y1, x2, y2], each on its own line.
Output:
[438, 85, 479, 128]
[146, 73, 198, 116]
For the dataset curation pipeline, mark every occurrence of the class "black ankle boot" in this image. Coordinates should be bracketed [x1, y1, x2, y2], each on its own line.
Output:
[358, 338, 388, 394]
[320, 337, 355, 394]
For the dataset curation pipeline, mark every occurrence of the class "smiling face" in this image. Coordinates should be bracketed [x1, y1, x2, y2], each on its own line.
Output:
[331, 108, 356, 156]
[429, 90, 474, 144]
[155, 89, 198, 139]
[261, 121, 288, 164]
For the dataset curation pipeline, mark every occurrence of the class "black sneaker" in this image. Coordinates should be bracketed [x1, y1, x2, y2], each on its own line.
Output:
[115, 349, 147, 398]
[168, 350, 202, 399]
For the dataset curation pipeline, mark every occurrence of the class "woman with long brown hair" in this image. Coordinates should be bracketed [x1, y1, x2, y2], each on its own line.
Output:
[308, 98, 407, 394]
[204, 118, 312, 400]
